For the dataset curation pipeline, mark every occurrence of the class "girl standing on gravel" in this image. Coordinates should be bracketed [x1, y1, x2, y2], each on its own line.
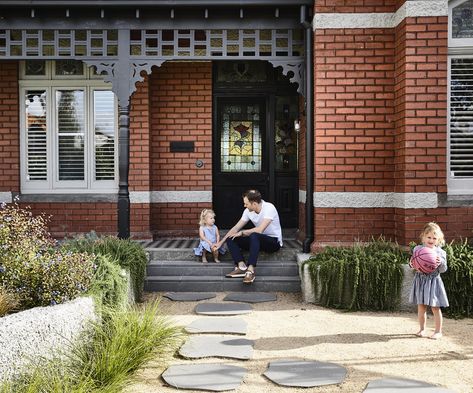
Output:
[193, 209, 226, 263]
[409, 222, 449, 340]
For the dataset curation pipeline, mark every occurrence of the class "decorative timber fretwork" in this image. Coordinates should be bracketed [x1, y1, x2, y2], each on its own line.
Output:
[0, 28, 306, 103]
[268, 60, 305, 96]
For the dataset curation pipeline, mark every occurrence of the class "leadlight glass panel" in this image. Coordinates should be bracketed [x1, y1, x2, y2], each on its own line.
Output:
[452, 1, 473, 38]
[56, 90, 85, 181]
[221, 104, 262, 172]
[25, 60, 46, 76]
[25, 90, 47, 181]
[216, 61, 267, 83]
[450, 58, 473, 177]
[55, 60, 84, 76]
[275, 96, 298, 171]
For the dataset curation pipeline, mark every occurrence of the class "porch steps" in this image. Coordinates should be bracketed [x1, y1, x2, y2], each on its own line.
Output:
[143, 239, 302, 293]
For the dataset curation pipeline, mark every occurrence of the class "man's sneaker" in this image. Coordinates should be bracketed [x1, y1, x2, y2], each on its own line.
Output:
[243, 271, 255, 284]
[225, 267, 247, 278]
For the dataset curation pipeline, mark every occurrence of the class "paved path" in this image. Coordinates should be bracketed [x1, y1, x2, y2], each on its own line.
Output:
[126, 293, 471, 393]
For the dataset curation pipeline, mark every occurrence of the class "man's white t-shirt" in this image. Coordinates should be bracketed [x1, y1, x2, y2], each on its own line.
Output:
[241, 200, 283, 246]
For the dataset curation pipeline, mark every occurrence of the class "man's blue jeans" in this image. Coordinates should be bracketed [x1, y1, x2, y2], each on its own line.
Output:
[226, 232, 281, 267]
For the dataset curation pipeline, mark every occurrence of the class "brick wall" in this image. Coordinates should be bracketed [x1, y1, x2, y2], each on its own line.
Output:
[393, 16, 448, 243]
[313, 26, 396, 245]
[130, 75, 152, 238]
[20, 202, 117, 239]
[149, 61, 213, 236]
[0, 61, 20, 193]
[314, 0, 397, 13]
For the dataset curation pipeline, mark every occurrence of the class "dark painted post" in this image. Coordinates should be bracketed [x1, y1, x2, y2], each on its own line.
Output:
[117, 105, 130, 239]
[301, 5, 314, 253]
[116, 29, 131, 239]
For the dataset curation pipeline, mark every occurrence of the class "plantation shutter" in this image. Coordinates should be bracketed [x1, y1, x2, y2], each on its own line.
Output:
[55, 90, 85, 181]
[94, 90, 116, 181]
[450, 58, 473, 178]
[25, 90, 47, 181]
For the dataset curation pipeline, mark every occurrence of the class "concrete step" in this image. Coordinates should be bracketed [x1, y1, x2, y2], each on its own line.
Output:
[144, 275, 301, 292]
[146, 260, 300, 277]
[146, 246, 300, 262]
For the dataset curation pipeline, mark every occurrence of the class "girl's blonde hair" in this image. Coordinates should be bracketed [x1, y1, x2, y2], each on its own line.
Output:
[199, 208, 215, 226]
[420, 222, 445, 246]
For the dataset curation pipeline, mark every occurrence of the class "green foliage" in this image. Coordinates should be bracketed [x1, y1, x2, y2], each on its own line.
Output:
[0, 286, 19, 317]
[87, 254, 128, 309]
[69, 300, 183, 390]
[0, 301, 183, 393]
[442, 240, 473, 318]
[0, 203, 95, 308]
[304, 238, 409, 311]
[62, 233, 147, 301]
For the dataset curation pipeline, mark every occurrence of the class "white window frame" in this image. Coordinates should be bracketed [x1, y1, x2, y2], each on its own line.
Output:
[19, 61, 118, 194]
[448, 0, 473, 195]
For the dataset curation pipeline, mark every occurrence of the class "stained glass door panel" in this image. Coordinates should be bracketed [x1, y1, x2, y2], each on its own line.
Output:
[214, 98, 268, 228]
[220, 103, 262, 172]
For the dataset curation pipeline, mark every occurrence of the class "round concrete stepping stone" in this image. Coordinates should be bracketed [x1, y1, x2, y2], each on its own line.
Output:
[179, 335, 254, 360]
[363, 378, 455, 392]
[185, 317, 248, 335]
[223, 292, 277, 303]
[163, 292, 216, 301]
[162, 363, 247, 392]
[195, 302, 253, 315]
[264, 359, 347, 388]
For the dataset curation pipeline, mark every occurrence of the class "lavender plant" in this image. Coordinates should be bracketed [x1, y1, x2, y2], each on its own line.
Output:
[0, 203, 95, 309]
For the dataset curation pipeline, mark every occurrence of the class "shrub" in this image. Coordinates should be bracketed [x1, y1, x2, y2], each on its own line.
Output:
[442, 240, 473, 318]
[0, 301, 183, 393]
[62, 234, 147, 301]
[0, 203, 95, 309]
[0, 286, 19, 317]
[68, 300, 183, 390]
[304, 238, 408, 311]
[87, 254, 128, 309]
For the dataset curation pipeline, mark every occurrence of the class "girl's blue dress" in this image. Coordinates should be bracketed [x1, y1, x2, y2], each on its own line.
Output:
[409, 245, 449, 307]
[193, 225, 226, 256]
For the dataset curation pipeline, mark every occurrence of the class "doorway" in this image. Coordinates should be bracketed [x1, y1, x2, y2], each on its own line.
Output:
[212, 61, 299, 229]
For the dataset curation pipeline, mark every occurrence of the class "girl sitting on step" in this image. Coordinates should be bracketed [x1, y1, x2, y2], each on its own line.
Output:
[193, 209, 226, 263]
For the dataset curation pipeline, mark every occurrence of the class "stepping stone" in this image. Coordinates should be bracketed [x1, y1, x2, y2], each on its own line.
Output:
[162, 363, 247, 392]
[223, 292, 277, 303]
[163, 292, 216, 301]
[185, 317, 248, 335]
[179, 335, 254, 360]
[264, 359, 347, 388]
[364, 378, 455, 392]
[195, 302, 253, 315]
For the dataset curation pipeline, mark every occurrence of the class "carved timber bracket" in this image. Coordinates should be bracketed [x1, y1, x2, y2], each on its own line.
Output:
[83, 59, 165, 107]
[268, 60, 305, 98]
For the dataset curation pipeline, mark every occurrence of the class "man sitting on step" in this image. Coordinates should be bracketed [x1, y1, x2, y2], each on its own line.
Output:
[214, 189, 282, 284]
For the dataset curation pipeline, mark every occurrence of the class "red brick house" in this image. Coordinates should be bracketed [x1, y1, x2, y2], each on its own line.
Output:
[0, 0, 472, 252]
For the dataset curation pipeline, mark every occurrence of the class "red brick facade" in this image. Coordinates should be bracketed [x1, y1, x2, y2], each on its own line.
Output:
[1, 0, 473, 248]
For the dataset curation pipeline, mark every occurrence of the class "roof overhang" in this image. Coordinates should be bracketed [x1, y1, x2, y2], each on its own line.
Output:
[0, 0, 312, 29]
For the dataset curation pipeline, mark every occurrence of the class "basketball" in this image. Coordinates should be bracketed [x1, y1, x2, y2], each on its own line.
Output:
[410, 246, 440, 274]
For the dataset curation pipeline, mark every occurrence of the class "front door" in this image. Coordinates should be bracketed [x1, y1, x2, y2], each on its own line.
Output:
[213, 97, 268, 228]
[212, 61, 299, 229]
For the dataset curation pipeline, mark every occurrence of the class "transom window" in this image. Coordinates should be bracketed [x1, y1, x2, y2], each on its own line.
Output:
[20, 60, 118, 193]
[448, 0, 473, 195]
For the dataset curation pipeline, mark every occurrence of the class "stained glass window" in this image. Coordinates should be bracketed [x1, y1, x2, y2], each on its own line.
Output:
[220, 103, 262, 172]
[275, 96, 298, 171]
[452, 1, 473, 38]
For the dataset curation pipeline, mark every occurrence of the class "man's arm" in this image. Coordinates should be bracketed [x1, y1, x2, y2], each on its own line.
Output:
[240, 218, 272, 237]
[214, 218, 248, 248]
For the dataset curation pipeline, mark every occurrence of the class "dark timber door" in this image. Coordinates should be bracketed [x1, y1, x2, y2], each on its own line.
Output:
[212, 61, 299, 229]
[213, 97, 268, 228]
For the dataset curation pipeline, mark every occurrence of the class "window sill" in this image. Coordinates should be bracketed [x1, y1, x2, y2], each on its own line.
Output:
[16, 193, 118, 203]
[438, 193, 473, 207]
